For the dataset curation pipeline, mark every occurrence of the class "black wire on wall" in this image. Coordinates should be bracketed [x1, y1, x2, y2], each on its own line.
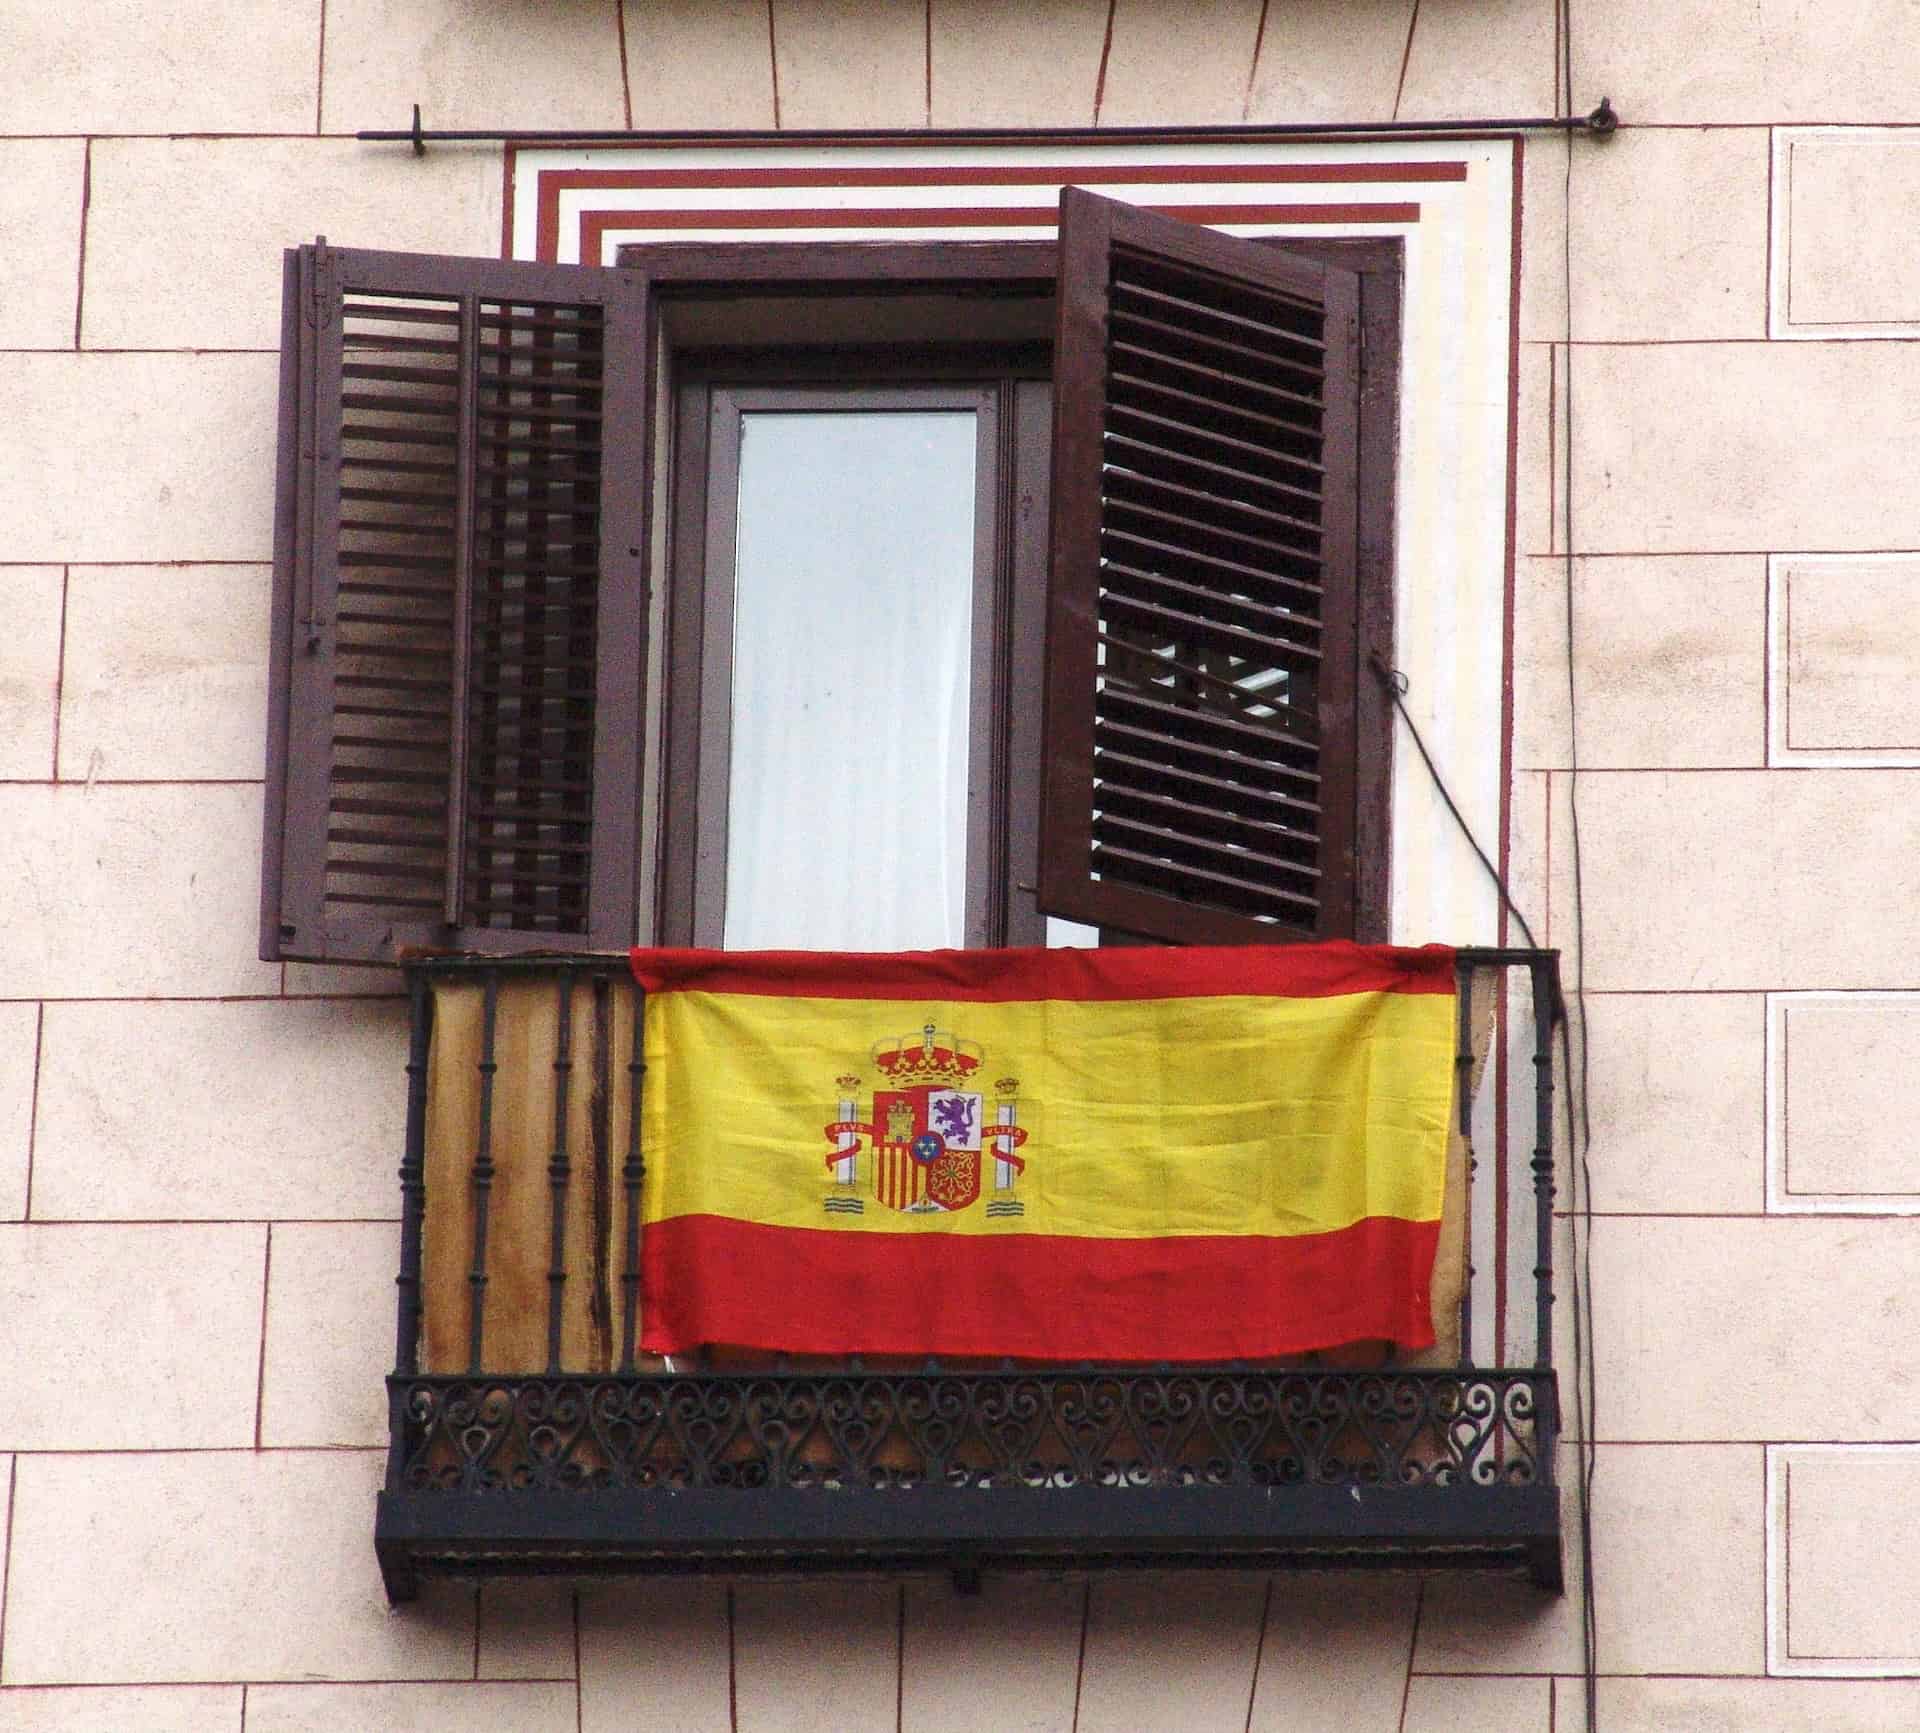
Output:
[1559, 0, 1604, 1722]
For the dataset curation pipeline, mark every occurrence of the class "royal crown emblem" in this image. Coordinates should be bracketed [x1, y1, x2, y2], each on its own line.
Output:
[822, 1020, 1028, 1217]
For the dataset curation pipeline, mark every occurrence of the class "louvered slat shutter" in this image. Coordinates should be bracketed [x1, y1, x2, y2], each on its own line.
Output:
[1039, 188, 1373, 945]
[263, 246, 650, 963]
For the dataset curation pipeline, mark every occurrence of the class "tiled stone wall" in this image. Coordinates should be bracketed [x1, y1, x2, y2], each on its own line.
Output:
[7, 0, 1920, 1726]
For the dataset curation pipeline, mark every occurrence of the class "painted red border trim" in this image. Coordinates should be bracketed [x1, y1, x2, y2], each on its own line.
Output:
[534, 157, 1462, 260]
[629, 940, 1455, 1001]
[572, 200, 1420, 262]
[640, 1212, 1442, 1359]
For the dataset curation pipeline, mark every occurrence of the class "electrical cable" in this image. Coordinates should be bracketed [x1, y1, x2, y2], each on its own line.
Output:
[1559, 1, 1603, 1722]
[1368, 652, 1540, 952]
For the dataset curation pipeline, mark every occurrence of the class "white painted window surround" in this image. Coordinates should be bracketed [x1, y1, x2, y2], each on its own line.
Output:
[508, 137, 1524, 951]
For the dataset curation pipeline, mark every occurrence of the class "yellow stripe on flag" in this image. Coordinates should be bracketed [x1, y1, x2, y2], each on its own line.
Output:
[640, 986, 1452, 1240]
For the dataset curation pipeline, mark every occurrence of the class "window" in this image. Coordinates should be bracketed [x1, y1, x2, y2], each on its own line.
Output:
[260, 190, 1398, 964]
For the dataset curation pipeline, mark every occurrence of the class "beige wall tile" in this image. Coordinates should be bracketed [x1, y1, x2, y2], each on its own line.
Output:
[930, 0, 1107, 128]
[1577, 1676, 1920, 1732]
[1570, 128, 1769, 342]
[1779, 556, 1920, 754]
[626, 0, 776, 129]
[1786, 134, 1920, 328]
[1248, 1578, 1416, 1732]
[1424, 1447, 1759, 1675]
[246, 1682, 575, 1731]
[1104, 0, 1264, 126]
[1578, 0, 1920, 125]
[1780, 1448, 1920, 1666]
[1241, 2, 1414, 128]
[0, 1687, 242, 1732]
[1583, 992, 1763, 1214]
[1594, 1216, 1920, 1439]
[901, 1578, 1082, 1732]
[57, 565, 269, 783]
[1077, 1573, 1266, 1732]
[321, 0, 626, 133]
[3, 1451, 471, 1685]
[0, 1004, 37, 1221]
[83, 141, 503, 353]
[578, 1581, 731, 1733]
[34, 998, 405, 1221]
[1544, 769, 1920, 991]
[259, 1222, 397, 1448]
[1779, 998, 1920, 1198]
[0, 142, 84, 350]
[1572, 342, 1920, 555]
[734, 1581, 899, 1731]
[0, 354, 276, 565]
[1404, 1674, 1550, 1733]
[0, 1224, 262, 1450]
[1513, 556, 1765, 771]
[476, 1580, 575, 1680]
[771, 0, 927, 129]
[0, 0, 319, 133]
[1398, 0, 1555, 121]
[1518, 133, 1568, 345]
[1501, 770, 1553, 955]
[0, 567, 61, 782]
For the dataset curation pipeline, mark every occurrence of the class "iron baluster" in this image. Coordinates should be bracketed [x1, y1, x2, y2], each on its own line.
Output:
[1531, 957, 1558, 1369]
[621, 978, 646, 1374]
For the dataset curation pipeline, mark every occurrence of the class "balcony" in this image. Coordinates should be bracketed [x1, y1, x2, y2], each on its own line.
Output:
[375, 949, 1564, 1600]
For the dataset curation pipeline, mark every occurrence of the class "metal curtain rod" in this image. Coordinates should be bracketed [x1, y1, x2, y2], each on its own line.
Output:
[360, 99, 1619, 154]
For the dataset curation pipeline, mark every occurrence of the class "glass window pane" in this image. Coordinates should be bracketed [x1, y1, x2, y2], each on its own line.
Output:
[724, 410, 978, 950]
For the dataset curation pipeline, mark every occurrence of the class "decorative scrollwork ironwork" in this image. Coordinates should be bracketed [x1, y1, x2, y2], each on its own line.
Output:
[392, 1368, 1553, 1500]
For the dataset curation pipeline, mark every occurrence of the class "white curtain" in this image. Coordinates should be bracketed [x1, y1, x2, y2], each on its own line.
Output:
[724, 411, 977, 951]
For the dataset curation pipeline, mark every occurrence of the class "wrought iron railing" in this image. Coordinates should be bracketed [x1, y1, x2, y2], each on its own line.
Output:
[375, 948, 1563, 1599]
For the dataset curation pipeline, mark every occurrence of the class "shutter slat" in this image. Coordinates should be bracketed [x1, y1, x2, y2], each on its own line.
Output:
[1110, 366, 1324, 450]
[1107, 403, 1326, 499]
[1091, 811, 1321, 889]
[1093, 733, 1322, 821]
[1099, 682, 1319, 763]
[1110, 333, 1325, 420]
[1109, 266, 1327, 355]
[1090, 839, 1320, 917]
[1101, 557, 1321, 641]
[1096, 781, 1319, 856]
[1105, 464, 1328, 556]
[1102, 529, 1326, 616]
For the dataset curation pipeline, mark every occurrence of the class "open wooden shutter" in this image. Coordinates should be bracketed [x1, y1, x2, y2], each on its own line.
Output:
[1039, 187, 1376, 946]
[263, 245, 651, 963]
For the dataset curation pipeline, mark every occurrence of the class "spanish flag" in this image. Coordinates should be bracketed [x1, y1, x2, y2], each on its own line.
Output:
[629, 942, 1456, 1362]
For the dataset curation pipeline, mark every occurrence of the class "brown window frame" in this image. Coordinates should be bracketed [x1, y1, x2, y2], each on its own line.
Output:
[262, 213, 1398, 964]
[658, 351, 1055, 952]
[629, 223, 1398, 950]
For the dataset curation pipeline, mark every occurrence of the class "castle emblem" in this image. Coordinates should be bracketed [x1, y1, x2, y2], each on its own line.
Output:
[822, 1021, 1028, 1217]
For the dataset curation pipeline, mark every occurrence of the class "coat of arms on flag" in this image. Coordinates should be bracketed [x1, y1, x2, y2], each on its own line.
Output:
[822, 1021, 1028, 1217]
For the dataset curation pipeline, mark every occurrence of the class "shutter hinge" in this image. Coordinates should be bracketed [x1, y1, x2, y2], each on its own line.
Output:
[306, 236, 337, 331]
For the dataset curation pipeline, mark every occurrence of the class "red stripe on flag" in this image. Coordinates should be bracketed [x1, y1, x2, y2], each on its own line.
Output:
[639, 1214, 1442, 1360]
[630, 940, 1454, 1003]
